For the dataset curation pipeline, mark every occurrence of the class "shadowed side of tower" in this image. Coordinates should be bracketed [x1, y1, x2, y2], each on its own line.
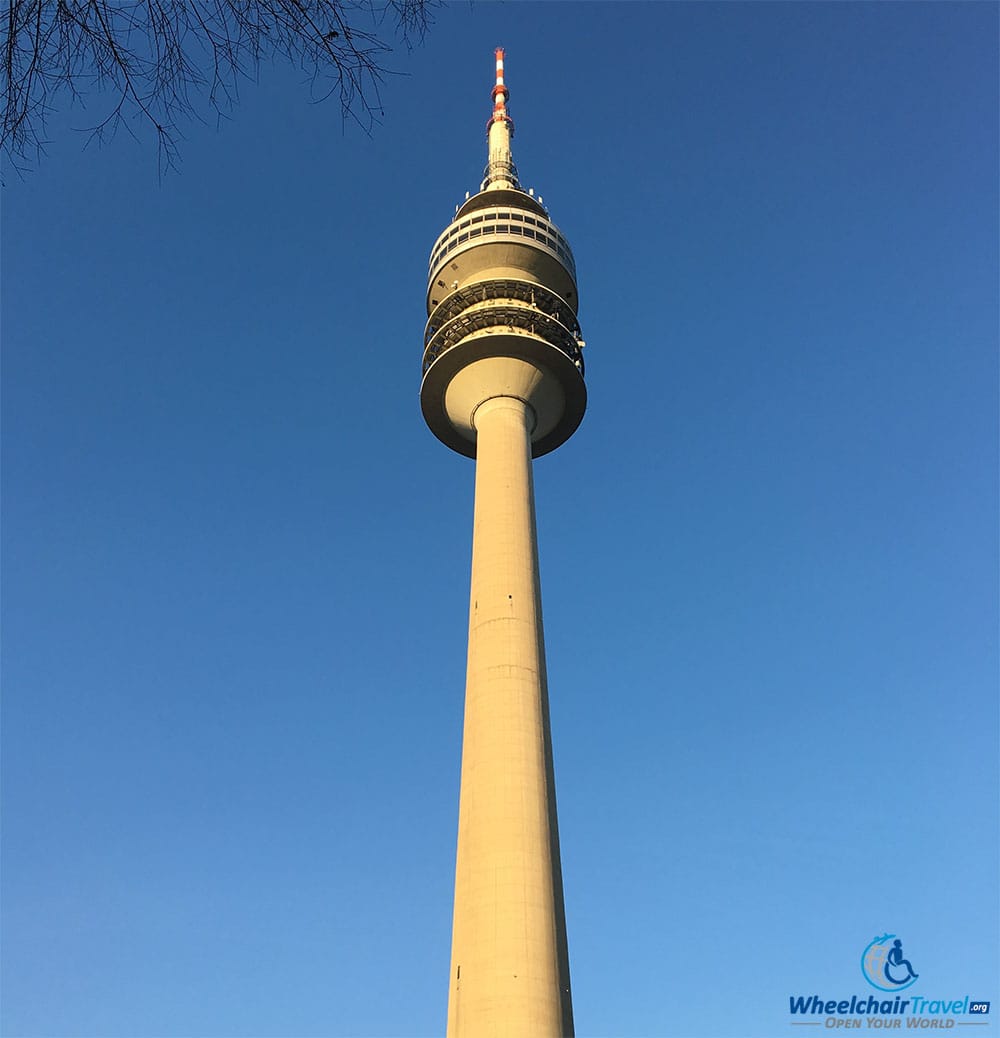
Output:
[420, 50, 584, 1038]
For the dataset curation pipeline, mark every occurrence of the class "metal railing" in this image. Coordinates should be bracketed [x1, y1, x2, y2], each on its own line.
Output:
[422, 294, 584, 377]
[481, 159, 520, 189]
[425, 279, 579, 348]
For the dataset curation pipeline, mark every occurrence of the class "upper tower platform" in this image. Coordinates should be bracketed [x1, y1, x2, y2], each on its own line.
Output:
[420, 49, 586, 459]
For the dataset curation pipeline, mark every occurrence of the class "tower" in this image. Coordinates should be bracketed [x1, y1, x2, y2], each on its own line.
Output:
[421, 50, 585, 1038]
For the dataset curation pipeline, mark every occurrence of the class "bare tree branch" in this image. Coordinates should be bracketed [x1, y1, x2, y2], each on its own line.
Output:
[1, 0, 435, 172]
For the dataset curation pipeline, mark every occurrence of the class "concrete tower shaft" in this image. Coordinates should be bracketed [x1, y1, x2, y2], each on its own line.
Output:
[447, 394, 574, 1037]
[422, 51, 582, 1038]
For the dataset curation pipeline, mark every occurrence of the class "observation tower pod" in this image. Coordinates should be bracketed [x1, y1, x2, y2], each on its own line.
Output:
[420, 50, 586, 459]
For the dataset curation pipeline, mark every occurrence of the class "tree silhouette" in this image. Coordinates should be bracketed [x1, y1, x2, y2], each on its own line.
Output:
[2, 0, 434, 171]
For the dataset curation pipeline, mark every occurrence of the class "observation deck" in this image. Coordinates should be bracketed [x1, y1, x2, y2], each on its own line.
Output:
[420, 186, 586, 458]
[420, 101, 586, 460]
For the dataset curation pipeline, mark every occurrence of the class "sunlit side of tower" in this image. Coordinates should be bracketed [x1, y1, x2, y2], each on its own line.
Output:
[420, 50, 585, 1038]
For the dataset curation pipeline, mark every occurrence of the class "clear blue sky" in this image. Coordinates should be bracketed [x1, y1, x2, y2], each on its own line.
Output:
[3, 3, 997, 1037]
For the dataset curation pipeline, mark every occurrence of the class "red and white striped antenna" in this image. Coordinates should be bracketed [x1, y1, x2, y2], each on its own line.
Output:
[489, 47, 514, 135]
[483, 47, 519, 189]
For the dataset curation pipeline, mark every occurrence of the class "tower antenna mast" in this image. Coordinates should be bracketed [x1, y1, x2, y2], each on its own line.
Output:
[484, 46, 518, 190]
